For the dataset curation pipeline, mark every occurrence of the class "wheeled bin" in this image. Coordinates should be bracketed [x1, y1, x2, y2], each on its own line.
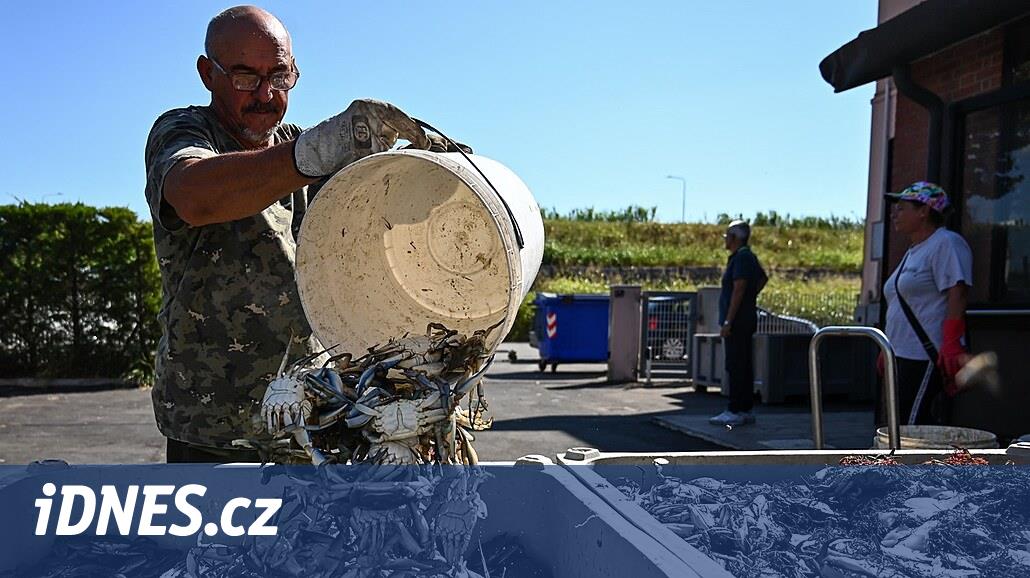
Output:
[532, 293, 610, 372]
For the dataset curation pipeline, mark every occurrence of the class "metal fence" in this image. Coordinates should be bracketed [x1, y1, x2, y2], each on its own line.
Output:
[639, 291, 697, 377]
[637, 289, 857, 382]
[758, 291, 858, 329]
[756, 308, 818, 334]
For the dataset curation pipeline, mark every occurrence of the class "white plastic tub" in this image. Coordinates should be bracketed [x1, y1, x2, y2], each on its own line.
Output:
[873, 424, 998, 449]
[296, 150, 544, 355]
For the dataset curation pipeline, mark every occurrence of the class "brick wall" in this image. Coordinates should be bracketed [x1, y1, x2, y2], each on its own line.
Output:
[886, 29, 1005, 268]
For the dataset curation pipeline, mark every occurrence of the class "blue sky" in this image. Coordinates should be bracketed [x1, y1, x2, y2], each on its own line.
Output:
[3, 1, 876, 223]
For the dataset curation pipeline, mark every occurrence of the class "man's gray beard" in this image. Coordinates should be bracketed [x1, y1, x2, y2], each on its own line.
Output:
[242, 123, 280, 145]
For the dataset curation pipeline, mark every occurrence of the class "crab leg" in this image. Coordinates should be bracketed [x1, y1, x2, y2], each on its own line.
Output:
[453, 357, 494, 398]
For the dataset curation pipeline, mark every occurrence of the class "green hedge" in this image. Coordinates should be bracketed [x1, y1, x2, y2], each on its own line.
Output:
[0, 203, 161, 381]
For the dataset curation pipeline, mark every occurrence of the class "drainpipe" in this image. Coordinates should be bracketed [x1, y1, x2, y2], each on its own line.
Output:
[891, 64, 944, 182]
[874, 79, 894, 329]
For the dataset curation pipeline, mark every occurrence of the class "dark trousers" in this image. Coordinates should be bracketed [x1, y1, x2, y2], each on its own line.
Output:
[895, 357, 948, 425]
[166, 438, 262, 463]
[725, 322, 756, 414]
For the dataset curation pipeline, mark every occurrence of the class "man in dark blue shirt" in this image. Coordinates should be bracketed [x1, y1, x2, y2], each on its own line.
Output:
[711, 220, 767, 426]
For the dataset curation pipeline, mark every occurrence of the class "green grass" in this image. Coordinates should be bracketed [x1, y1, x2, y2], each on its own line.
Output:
[543, 221, 863, 272]
[506, 218, 866, 340]
[509, 274, 860, 341]
[757, 275, 860, 327]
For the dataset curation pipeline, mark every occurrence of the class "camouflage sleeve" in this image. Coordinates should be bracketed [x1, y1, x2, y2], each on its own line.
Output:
[275, 122, 313, 240]
[144, 109, 219, 232]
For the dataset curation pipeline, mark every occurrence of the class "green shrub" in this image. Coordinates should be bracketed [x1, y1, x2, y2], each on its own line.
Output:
[0, 203, 160, 381]
[541, 205, 657, 222]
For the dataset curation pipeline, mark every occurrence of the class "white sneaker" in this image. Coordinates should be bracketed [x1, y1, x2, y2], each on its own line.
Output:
[709, 410, 755, 426]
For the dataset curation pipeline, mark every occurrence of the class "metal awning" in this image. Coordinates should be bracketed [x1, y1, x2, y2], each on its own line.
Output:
[820, 0, 1030, 93]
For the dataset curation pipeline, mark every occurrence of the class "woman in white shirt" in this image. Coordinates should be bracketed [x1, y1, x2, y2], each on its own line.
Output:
[882, 182, 973, 425]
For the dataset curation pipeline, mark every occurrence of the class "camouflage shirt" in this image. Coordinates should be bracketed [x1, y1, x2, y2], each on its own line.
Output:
[144, 106, 320, 449]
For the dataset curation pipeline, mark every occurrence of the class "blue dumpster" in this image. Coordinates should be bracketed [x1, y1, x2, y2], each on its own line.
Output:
[532, 293, 610, 372]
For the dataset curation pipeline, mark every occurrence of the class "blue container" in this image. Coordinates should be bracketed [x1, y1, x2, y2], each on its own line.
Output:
[533, 293, 610, 370]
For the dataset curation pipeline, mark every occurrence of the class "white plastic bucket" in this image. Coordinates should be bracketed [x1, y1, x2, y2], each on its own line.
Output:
[873, 425, 998, 450]
[296, 150, 544, 355]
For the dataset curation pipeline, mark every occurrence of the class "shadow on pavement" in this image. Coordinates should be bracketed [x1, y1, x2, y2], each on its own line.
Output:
[545, 381, 624, 391]
[487, 369, 608, 381]
[488, 410, 725, 452]
[621, 381, 697, 390]
[659, 389, 875, 415]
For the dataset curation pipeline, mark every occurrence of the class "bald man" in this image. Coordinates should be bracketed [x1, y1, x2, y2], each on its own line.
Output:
[144, 6, 433, 462]
[710, 220, 767, 427]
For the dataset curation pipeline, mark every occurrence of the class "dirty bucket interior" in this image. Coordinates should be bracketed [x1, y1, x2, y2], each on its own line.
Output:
[296, 150, 543, 355]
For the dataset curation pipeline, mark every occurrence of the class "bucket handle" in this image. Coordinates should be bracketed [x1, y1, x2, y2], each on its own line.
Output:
[413, 119, 525, 250]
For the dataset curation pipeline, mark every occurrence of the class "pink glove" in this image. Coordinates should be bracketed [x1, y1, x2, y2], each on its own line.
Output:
[938, 318, 967, 397]
[876, 351, 885, 379]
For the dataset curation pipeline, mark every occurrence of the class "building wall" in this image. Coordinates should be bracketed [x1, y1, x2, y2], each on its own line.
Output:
[861, 1, 1005, 307]
[859, 0, 921, 312]
[879, 0, 921, 22]
[862, 3, 1029, 440]
[885, 30, 1005, 272]
[858, 79, 893, 308]
[862, 0, 1007, 312]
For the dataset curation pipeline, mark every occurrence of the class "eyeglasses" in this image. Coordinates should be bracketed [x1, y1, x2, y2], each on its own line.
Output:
[207, 56, 299, 92]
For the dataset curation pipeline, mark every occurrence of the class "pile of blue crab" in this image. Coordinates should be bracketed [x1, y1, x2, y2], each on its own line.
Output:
[615, 454, 1030, 578]
[8, 466, 550, 578]
[239, 322, 499, 467]
[163, 466, 497, 578]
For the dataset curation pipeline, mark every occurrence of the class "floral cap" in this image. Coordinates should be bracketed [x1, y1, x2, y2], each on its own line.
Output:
[885, 181, 950, 213]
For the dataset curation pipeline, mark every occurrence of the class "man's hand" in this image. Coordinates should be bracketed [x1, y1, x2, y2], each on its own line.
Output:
[293, 99, 430, 178]
[424, 134, 473, 154]
[720, 323, 732, 338]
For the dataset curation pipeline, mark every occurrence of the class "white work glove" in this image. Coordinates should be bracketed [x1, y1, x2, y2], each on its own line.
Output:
[293, 99, 430, 178]
[405, 133, 474, 154]
[261, 373, 312, 435]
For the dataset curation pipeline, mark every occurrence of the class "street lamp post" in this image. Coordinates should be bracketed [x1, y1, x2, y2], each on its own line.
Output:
[666, 175, 686, 223]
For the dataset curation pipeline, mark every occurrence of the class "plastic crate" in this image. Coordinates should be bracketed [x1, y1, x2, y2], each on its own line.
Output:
[533, 293, 610, 369]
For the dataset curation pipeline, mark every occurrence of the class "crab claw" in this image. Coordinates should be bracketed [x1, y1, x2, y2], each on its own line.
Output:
[261, 374, 312, 435]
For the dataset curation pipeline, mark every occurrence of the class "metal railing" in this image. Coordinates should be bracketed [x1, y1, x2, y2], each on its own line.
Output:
[756, 307, 818, 335]
[809, 326, 900, 450]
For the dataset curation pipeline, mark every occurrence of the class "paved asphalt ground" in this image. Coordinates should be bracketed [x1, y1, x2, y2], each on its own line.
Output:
[0, 344, 724, 464]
